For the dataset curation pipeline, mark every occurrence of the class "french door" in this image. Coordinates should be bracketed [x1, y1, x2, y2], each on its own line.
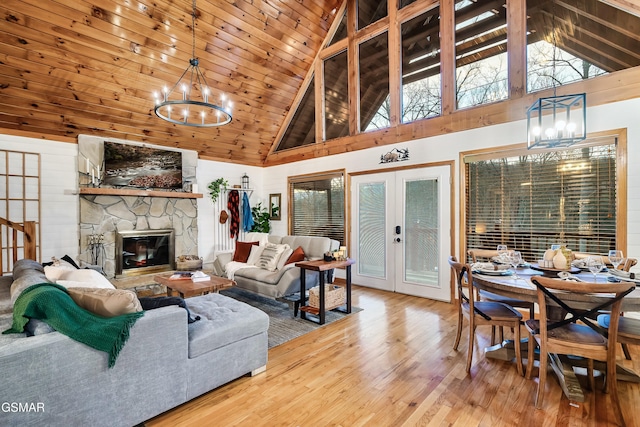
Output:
[350, 166, 451, 301]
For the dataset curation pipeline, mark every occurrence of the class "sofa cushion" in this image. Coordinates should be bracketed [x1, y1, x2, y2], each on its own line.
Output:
[280, 236, 333, 260]
[276, 247, 294, 271]
[233, 241, 259, 263]
[254, 243, 289, 271]
[244, 232, 270, 246]
[52, 269, 115, 290]
[286, 246, 306, 265]
[44, 265, 77, 282]
[185, 293, 269, 358]
[247, 245, 265, 265]
[234, 264, 295, 285]
[67, 287, 142, 317]
[10, 262, 51, 305]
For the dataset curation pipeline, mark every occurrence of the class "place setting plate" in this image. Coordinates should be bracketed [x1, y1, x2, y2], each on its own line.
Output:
[530, 263, 581, 277]
[474, 269, 515, 276]
[471, 262, 514, 276]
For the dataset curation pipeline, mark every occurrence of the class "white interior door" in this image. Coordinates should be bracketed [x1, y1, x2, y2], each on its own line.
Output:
[351, 166, 451, 301]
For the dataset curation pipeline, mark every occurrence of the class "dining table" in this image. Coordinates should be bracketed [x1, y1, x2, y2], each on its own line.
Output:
[472, 263, 640, 403]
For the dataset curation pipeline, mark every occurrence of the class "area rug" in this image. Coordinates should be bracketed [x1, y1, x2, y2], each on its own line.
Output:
[220, 287, 362, 348]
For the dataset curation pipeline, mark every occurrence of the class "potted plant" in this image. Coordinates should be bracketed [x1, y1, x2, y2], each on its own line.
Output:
[207, 178, 228, 203]
[250, 202, 271, 233]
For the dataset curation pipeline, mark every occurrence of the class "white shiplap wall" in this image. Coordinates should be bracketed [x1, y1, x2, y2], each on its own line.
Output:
[0, 135, 78, 261]
[1, 97, 639, 272]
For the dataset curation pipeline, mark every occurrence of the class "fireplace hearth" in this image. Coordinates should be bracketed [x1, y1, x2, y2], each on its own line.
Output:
[115, 229, 175, 277]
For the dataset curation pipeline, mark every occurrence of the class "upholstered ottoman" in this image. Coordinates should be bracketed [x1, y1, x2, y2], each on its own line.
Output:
[184, 293, 269, 399]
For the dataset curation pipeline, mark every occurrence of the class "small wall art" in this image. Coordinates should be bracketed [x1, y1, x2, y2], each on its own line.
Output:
[379, 148, 409, 164]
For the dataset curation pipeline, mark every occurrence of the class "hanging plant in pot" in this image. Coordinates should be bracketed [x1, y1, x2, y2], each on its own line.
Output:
[208, 178, 228, 203]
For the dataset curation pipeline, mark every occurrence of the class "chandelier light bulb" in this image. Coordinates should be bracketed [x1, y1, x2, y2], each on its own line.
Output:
[545, 127, 555, 139]
[555, 120, 566, 130]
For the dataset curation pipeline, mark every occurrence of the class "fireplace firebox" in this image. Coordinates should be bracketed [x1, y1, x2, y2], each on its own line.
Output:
[115, 229, 175, 277]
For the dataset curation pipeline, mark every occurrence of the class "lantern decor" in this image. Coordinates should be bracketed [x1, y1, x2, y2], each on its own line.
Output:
[242, 173, 250, 189]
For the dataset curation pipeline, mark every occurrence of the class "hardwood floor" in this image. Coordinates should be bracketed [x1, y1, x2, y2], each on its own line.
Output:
[146, 286, 640, 426]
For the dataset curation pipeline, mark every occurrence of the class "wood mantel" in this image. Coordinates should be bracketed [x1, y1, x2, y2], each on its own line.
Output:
[79, 188, 203, 199]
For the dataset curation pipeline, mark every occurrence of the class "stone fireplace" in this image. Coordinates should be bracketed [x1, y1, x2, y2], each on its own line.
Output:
[76, 136, 200, 280]
[115, 229, 175, 277]
[78, 195, 198, 279]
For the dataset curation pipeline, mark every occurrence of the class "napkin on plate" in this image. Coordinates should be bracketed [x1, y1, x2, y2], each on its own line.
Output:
[609, 269, 635, 279]
[471, 262, 509, 272]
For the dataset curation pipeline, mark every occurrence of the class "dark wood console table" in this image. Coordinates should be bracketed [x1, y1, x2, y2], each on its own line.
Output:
[296, 258, 355, 325]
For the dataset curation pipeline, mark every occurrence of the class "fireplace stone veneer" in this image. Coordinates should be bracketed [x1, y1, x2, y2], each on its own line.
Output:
[79, 194, 197, 279]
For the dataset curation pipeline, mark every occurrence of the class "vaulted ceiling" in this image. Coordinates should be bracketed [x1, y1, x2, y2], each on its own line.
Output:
[0, 0, 340, 166]
[1, 0, 640, 167]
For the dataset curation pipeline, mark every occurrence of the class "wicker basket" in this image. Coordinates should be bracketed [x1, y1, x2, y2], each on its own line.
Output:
[309, 284, 346, 310]
[176, 258, 203, 271]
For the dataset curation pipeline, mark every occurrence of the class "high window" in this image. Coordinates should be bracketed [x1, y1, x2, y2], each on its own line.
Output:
[360, 32, 390, 131]
[401, 7, 442, 122]
[464, 135, 623, 262]
[289, 171, 345, 245]
[274, 0, 640, 153]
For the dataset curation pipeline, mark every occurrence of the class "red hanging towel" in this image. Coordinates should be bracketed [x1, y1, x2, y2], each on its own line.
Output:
[228, 190, 240, 239]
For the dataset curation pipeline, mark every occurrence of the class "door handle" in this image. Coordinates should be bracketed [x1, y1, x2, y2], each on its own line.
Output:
[395, 225, 401, 234]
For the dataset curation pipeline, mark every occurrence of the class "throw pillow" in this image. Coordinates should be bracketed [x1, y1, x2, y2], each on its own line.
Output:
[247, 245, 265, 265]
[67, 287, 142, 318]
[44, 265, 77, 282]
[255, 243, 289, 271]
[55, 269, 115, 289]
[233, 241, 259, 263]
[276, 247, 294, 271]
[286, 246, 306, 265]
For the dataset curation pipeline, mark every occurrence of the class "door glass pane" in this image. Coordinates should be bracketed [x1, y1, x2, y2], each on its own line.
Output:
[404, 179, 438, 285]
[358, 182, 386, 278]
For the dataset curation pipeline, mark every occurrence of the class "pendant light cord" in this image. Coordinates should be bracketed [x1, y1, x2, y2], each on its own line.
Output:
[192, 0, 197, 60]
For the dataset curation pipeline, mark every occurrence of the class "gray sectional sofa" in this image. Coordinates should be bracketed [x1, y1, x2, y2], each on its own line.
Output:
[212, 234, 340, 299]
[0, 259, 269, 427]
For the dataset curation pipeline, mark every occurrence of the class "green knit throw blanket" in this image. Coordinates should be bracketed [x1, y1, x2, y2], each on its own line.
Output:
[3, 283, 144, 368]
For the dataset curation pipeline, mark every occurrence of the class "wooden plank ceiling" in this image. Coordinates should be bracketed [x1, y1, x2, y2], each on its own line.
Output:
[0, 0, 639, 166]
[0, 0, 340, 166]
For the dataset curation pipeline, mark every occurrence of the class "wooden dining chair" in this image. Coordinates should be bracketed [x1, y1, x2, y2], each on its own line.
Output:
[449, 256, 524, 376]
[573, 252, 638, 359]
[467, 249, 535, 345]
[597, 314, 640, 356]
[525, 276, 635, 425]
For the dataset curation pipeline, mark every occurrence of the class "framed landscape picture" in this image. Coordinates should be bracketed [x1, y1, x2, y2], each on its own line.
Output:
[103, 142, 182, 189]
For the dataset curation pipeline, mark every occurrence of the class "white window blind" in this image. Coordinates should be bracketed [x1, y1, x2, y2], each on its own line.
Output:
[465, 141, 617, 263]
[289, 171, 345, 245]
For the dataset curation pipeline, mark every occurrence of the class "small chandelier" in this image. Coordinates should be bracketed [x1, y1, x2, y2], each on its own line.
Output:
[526, 3, 586, 149]
[153, 0, 232, 127]
[527, 93, 586, 149]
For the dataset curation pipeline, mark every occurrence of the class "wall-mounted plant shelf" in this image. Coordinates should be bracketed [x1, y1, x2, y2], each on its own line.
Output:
[78, 188, 203, 199]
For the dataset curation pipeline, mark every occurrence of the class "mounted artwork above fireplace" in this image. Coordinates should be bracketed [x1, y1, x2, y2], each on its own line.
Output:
[103, 142, 182, 189]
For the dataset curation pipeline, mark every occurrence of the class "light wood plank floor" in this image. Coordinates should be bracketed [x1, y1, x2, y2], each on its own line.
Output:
[146, 285, 640, 426]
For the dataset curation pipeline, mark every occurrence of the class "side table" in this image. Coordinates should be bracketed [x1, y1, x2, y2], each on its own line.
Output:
[296, 258, 355, 325]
